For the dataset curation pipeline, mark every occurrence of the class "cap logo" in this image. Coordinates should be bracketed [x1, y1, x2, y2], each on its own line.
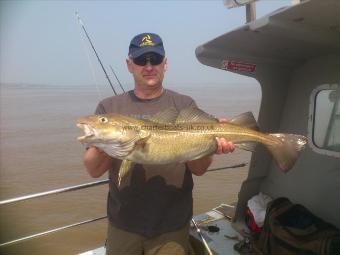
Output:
[139, 35, 155, 47]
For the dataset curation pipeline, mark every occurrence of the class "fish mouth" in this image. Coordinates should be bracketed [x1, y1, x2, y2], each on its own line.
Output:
[77, 123, 95, 141]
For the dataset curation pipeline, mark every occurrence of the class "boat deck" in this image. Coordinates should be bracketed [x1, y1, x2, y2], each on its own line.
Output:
[190, 204, 244, 255]
[80, 204, 244, 255]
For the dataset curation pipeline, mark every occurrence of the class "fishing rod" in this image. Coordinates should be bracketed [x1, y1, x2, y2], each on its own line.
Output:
[207, 162, 247, 172]
[109, 65, 125, 93]
[191, 218, 213, 255]
[75, 11, 118, 95]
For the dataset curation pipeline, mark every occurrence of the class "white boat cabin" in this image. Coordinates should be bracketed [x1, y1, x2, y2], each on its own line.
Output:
[192, 0, 340, 253]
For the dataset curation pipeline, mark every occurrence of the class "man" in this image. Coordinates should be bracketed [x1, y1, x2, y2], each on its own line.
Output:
[83, 33, 235, 255]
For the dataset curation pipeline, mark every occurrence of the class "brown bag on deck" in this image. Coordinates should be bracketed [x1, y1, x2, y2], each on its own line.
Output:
[254, 197, 340, 255]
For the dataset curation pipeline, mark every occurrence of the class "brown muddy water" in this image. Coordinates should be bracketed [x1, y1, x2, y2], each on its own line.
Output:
[0, 83, 260, 254]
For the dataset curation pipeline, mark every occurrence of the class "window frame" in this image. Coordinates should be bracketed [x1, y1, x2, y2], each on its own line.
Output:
[308, 83, 340, 158]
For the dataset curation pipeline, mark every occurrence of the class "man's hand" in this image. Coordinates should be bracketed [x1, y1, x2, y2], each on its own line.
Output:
[215, 118, 235, 154]
[215, 137, 235, 154]
[84, 146, 115, 178]
[187, 117, 235, 176]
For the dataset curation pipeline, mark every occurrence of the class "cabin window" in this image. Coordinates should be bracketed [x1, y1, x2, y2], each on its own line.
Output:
[311, 85, 340, 156]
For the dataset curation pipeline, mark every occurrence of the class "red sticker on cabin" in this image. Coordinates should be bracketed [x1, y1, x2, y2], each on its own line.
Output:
[222, 60, 256, 73]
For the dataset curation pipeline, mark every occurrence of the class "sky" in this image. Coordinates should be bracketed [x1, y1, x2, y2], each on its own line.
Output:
[0, 0, 292, 90]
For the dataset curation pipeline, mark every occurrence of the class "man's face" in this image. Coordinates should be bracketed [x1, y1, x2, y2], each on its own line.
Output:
[126, 53, 168, 89]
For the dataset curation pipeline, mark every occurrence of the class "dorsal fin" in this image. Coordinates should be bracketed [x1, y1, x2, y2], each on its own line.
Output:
[149, 107, 178, 124]
[229, 111, 259, 130]
[176, 106, 218, 123]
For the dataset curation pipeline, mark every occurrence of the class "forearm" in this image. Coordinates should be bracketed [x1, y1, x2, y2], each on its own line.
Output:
[83, 147, 114, 178]
[187, 155, 213, 176]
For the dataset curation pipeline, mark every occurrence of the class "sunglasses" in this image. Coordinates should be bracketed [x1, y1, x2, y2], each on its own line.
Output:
[132, 54, 164, 66]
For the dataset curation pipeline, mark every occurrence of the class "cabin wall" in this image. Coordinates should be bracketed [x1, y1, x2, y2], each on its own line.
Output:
[260, 54, 340, 228]
[233, 65, 293, 224]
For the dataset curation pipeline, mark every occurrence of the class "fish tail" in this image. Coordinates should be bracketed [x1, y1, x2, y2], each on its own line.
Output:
[267, 134, 307, 173]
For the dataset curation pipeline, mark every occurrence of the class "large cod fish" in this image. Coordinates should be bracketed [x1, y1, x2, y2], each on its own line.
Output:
[77, 107, 307, 185]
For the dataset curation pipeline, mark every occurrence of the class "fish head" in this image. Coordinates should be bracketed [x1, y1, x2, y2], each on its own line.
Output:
[77, 114, 124, 143]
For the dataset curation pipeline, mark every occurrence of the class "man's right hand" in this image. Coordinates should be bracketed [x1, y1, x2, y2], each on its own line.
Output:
[83, 147, 114, 178]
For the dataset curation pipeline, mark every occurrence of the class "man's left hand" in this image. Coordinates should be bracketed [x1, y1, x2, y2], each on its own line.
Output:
[215, 118, 235, 154]
[215, 137, 235, 154]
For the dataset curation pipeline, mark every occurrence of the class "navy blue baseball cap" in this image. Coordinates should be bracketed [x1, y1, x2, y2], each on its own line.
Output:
[128, 33, 165, 59]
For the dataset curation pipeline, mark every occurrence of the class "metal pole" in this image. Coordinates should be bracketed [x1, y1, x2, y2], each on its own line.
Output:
[0, 164, 247, 206]
[191, 219, 213, 255]
[207, 163, 247, 172]
[0, 216, 107, 247]
[76, 12, 118, 95]
[246, 2, 256, 23]
[0, 179, 109, 206]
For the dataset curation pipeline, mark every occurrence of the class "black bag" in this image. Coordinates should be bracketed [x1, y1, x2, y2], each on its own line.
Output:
[254, 197, 340, 255]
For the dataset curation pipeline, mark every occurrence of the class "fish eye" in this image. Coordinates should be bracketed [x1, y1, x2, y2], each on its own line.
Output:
[99, 117, 108, 123]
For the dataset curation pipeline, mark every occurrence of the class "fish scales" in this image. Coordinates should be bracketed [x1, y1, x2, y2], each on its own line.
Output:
[127, 128, 214, 164]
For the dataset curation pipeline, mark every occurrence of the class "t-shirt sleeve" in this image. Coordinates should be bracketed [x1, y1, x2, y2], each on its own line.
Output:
[184, 96, 198, 109]
[189, 99, 198, 108]
[174, 93, 198, 111]
[95, 102, 106, 114]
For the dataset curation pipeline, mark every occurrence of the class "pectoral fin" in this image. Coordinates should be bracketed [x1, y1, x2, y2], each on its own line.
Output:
[107, 131, 150, 158]
[118, 159, 134, 186]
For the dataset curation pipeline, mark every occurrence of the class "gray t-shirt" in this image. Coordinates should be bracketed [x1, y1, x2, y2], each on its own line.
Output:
[95, 89, 197, 237]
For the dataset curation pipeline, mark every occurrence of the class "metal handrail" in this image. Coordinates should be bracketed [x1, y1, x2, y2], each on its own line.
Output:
[0, 163, 247, 206]
[0, 216, 107, 247]
[0, 179, 109, 206]
[206, 163, 247, 172]
[0, 179, 109, 248]
[0, 162, 247, 247]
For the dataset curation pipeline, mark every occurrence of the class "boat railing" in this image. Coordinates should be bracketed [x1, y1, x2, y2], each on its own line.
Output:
[0, 179, 109, 206]
[0, 179, 109, 247]
[0, 163, 247, 248]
